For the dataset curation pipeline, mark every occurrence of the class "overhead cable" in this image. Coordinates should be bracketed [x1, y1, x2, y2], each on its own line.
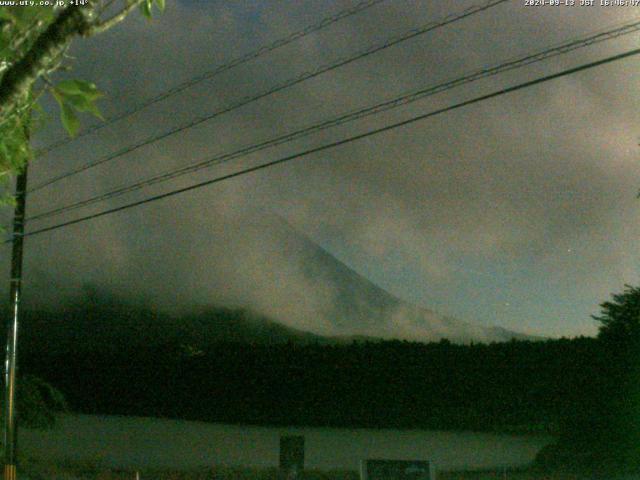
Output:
[29, 0, 509, 193]
[36, 0, 389, 156]
[26, 17, 640, 223]
[17, 46, 640, 240]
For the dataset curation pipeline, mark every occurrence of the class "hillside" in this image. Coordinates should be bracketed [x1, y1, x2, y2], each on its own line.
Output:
[203, 212, 536, 343]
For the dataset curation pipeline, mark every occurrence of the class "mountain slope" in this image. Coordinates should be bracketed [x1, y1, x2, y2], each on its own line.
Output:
[241, 212, 536, 343]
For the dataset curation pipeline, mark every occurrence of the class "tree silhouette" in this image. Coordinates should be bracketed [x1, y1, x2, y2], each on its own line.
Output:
[593, 284, 640, 346]
[585, 284, 640, 470]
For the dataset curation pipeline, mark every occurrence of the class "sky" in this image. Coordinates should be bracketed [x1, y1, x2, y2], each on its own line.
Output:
[2, 0, 640, 339]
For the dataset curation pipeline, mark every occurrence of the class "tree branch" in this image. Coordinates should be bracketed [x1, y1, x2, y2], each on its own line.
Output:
[83, 0, 146, 36]
[0, 6, 94, 120]
[0, 0, 145, 122]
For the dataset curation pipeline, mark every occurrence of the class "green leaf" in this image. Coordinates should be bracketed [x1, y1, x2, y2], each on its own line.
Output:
[86, 102, 104, 120]
[53, 83, 104, 122]
[140, 0, 153, 19]
[52, 90, 80, 137]
[155, 0, 165, 12]
[59, 93, 103, 120]
[55, 80, 102, 101]
[59, 102, 80, 137]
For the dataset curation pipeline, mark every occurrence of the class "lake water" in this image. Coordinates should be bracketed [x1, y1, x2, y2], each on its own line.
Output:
[20, 414, 553, 472]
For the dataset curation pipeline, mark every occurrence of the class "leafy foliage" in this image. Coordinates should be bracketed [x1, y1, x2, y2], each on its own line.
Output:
[536, 284, 640, 472]
[51, 79, 103, 137]
[0, 374, 67, 430]
[140, 0, 166, 19]
[15, 374, 68, 429]
[593, 284, 640, 345]
[0, 6, 104, 170]
[0, 103, 32, 174]
[0, 1, 165, 203]
[0, 5, 57, 177]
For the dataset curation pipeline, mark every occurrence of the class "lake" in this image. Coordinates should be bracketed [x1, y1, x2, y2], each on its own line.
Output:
[20, 414, 553, 472]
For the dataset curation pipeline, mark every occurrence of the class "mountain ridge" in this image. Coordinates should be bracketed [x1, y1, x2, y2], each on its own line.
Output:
[243, 211, 539, 343]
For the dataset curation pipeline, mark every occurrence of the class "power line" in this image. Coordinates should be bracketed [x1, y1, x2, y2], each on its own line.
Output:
[16, 46, 640, 241]
[31, 0, 507, 192]
[36, 0, 388, 156]
[28, 0, 510, 194]
[25, 17, 640, 223]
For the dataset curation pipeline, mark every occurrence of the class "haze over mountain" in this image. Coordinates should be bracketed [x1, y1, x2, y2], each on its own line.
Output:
[255, 213, 535, 343]
[18, 211, 535, 347]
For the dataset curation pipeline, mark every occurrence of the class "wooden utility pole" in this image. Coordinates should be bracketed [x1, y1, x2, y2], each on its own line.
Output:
[4, 165, 28, 480]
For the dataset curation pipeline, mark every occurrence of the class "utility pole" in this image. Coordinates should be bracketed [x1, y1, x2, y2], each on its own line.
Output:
[4, 164, 28, 480]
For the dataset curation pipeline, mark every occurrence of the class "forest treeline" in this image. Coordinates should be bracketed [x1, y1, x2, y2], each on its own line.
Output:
[18, 333, 607, 432]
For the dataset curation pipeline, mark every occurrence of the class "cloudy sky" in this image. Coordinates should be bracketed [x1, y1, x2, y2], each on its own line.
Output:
[2, 0, 640, 338]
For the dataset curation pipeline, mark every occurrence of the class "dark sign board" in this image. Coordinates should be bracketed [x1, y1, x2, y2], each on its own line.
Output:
[280, 435, 305, 475]
[361, 459, 434, 480]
